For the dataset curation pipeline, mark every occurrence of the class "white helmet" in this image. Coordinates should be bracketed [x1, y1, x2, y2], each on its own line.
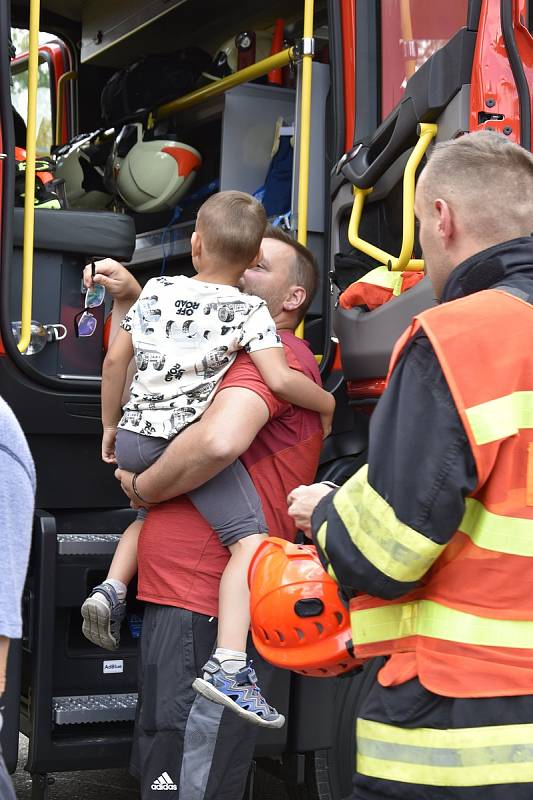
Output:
[114, 124, 202, 213]
[212, 31, 272, 75]
[55, 133, 113, 210]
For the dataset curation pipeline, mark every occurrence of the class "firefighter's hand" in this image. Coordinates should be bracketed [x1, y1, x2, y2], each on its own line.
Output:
[102, 426, 117, 464]
[83, 259, 141, 304]
[115, 468, 151, 510]
[287, 483, 335, 536]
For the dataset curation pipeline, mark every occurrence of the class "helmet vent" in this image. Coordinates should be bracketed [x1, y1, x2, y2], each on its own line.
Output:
[260, 627, 270, 641]
[334, 611, 344, 625]
[295, 598, 325, 617]
[295, 628, 305, 640]
[314, 622, 324, 634]
[275, 629, 285, 642]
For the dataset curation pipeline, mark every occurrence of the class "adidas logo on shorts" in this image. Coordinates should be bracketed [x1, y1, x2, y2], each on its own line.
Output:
[151, 772, 177, 790]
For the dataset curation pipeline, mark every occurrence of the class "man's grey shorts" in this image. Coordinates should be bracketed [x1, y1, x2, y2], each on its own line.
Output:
[115, 428, 267, 546]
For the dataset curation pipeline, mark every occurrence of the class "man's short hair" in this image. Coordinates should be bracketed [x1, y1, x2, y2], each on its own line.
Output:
[264, 225, 319, 322]
[422, 131, 533, 243]
[196, 191, 267, 266]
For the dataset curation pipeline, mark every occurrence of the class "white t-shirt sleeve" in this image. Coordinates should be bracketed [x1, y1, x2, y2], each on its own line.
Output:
[239, 302, 282, 354]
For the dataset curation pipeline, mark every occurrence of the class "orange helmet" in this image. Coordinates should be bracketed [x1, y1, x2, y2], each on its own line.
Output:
[248, 537, 362, 678]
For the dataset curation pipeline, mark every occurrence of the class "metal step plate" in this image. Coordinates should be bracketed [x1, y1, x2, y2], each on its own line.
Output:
[56, 534, 122, 556]
[53, 693, 138, 725]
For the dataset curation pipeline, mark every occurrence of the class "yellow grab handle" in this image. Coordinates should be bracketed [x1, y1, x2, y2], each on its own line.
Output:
[348, 122, 437, 273]
[19, 0, 41, 353]
[295, 0, 315, 339]
[155, 49, 294, 119]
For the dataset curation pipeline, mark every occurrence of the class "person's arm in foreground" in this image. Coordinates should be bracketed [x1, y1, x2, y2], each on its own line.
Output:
[101, 328, 134, 463]
[116, 385, 270, 505]
[288, 333, 477, 600]
[250, 347, 335, 437]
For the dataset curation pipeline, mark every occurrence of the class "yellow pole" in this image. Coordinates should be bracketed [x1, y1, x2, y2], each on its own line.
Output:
[295, 0, 315, 338]
[155, 48, 294, 120]
[18, 0, 41, 353]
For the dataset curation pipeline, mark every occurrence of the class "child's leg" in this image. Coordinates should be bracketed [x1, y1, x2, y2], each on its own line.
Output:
[81, 429, 167, 650]
[189, 461, 284, 728]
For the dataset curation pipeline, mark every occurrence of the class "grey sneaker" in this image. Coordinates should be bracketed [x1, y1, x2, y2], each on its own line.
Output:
[81, 582, 126, 651]
[192, 658, 285, 729]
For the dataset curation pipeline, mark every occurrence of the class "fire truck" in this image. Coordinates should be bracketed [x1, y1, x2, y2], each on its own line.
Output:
[0, 0, 532, 797]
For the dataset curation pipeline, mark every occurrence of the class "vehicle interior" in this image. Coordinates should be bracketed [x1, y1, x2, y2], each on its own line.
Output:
[2, 0, 532, 796]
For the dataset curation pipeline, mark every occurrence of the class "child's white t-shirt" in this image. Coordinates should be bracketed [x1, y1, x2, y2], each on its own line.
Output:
[119, 275, 282, 439]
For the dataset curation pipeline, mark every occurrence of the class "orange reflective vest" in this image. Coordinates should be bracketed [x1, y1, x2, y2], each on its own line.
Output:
[350, 288, 533, 697]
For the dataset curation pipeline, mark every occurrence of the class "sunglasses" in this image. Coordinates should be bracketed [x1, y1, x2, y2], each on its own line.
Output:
[74, 263, 106, 337]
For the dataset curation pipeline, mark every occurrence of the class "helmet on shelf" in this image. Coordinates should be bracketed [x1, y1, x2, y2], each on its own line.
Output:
[210, 30, 273, 77]
[55, 133, 113, 210]
[248, 537, 362, 678]
[113, 123, 202, 213]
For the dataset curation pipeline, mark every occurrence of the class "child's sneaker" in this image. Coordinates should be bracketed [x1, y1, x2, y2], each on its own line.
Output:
[81, 582, 126, 650]
[192, 658, 285, 729]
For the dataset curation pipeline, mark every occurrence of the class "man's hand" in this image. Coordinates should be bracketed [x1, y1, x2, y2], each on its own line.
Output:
[287, 483, 335, 536]
[83, 258, 141, 304]
[115, 468, 152, 509]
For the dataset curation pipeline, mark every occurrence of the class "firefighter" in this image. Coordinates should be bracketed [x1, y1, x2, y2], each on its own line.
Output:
[287, 130, 533, 800]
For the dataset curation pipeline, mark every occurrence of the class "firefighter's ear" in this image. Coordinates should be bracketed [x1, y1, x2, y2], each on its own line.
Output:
[435, 198, 454, 246]
[283, 285, 306, 314]
[191, 231, 202, 259]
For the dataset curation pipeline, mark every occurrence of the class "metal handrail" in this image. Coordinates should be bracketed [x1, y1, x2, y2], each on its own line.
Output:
[55, 70, 77, 146]
[155, 48, 295, 120]
[348, 122, 438, 272]
[18, 0, 41, 353]
[294, 0, 315, 339]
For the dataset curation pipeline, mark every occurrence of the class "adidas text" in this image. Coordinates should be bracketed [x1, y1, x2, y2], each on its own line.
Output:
[151, 772, 177, 791]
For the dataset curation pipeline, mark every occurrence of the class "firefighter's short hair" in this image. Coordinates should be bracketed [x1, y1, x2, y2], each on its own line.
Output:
[421, 130, 533, 242]
[197, 190, 267, 266]
[264, 226, 319, 323]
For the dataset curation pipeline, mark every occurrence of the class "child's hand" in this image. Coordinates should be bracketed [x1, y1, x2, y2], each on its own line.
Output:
[102, 426, 118, 463]
[320, 394, 335, 439]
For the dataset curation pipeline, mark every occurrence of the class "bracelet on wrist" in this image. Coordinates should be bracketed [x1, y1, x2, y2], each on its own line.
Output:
[132, 473, 150, 504]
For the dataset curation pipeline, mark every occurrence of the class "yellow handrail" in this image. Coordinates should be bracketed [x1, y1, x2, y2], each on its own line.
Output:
[18, 0, 41, 353]
[155, 48, 294, 120]
[348, 122, 438, 272]
[295, 0, 314, 339]
[55, 70, 77, 146]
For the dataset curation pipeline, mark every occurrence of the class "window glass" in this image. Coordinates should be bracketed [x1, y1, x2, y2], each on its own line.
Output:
[10, 28, 56, 155]
[381, 0, 468, 120]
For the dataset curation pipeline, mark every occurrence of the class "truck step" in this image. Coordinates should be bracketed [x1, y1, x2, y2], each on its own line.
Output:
[56, 533, 122, 555]
[52, 693, 138, 724]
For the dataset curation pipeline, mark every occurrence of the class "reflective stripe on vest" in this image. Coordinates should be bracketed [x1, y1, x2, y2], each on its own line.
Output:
[466, 390, 533, 445]
[330, 465, 445, 583]
[357, 717, 533, 786]
[352, 599, 533, 650]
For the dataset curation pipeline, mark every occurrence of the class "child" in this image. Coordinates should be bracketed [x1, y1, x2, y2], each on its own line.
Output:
[81, 191, 334, 729]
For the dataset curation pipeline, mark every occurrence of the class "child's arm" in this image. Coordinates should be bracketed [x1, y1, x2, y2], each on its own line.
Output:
[101, 327, 134, 463]
[250, 347, 335, 436]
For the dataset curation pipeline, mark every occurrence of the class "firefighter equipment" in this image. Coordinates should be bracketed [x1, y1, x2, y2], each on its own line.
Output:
[113, 124, 201, 213]
[55, 132, 114, 210]
[342, 289, 533, 696]
[339, 265, 424, 311]
[248, 537, 360, 677]
[347, 123, 437, 272]
[211, 31, 273, 77]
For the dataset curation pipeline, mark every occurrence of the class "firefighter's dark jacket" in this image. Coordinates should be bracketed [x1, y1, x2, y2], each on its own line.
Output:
[312, 237, 533, 600]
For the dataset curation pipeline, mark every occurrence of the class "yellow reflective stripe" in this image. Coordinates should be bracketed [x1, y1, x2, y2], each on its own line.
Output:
[357, 265, 403, 291]
[465, 391, 533, 445]
[333, 465, 445, 583]
[352, 599, 533, 649]
[357, 718, 533, 786]
[461, 498, 533, 556]
[315, 522, 339, 582]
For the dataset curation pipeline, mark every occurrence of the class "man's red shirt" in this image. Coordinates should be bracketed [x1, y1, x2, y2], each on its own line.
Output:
[137, 331, 323, 617]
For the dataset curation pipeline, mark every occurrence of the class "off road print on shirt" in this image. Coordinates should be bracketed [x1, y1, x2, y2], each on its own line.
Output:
[119, 275, 281, 440]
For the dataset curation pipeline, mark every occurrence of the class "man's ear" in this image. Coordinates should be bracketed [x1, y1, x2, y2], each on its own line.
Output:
[434, 198, 454, 248]
[283, 285, 306, 313]
[249, 247, 263, 268]
[191, 231, 202, 258]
